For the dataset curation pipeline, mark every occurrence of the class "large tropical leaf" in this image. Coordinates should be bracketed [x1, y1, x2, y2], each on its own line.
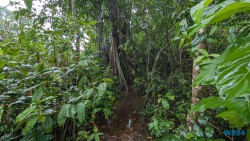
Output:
[216, 40, 250, 100]
[191, 97, 250, 128]
[216, 110, 246, 128]
[190, 0, 214, 24]
[58, 104, 71, 126]
[97, 82, 107, 95]
[191, 0, 250, 129]
[192, 0, 250, 101]
[195, 36, 250, 101]
[193, 63, 216, 86]
[15, 104, 37, 123]
[42, 116, 53, 133]
[77, 102, 86, 124]
[203, 0, 250, 26]
[190, 96, 224, 113]
[32, 87, 44, 103]
[217, 99, 250, 128]
[22, 116, 38, 135]
[189, 0, 250, 35]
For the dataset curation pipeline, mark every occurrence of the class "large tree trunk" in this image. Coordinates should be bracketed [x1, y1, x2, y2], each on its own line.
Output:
[109, 0, 119, 76]
[187, 29, 207, 131]
[108, 0, 132, 91]
[96, 3, 109, 65]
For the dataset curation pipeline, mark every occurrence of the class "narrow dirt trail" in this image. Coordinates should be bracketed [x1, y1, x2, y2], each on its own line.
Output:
[100, 92, 154, 141]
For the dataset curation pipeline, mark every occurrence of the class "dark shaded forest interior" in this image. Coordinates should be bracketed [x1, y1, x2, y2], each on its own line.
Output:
[0, 0, 250, 141]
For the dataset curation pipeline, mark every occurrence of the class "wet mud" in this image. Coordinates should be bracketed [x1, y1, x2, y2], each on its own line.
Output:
[100, 92, 154, 141]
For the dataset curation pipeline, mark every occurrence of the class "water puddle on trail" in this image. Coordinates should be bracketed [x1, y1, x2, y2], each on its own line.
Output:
[100, 92, 154, 141]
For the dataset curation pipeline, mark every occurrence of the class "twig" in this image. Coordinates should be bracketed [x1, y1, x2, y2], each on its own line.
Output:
[10, 135, 22, 140]
[0, 4, 10, 10]
[207, 121, 233, 141]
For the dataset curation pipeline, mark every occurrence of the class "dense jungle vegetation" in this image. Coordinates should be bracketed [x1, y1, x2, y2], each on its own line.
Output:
[0, 0, 250, 140]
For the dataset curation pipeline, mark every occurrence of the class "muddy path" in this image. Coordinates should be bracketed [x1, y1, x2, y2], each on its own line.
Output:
[99, 92, 154, 141]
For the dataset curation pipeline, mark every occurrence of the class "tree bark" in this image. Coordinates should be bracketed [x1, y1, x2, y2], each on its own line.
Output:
[108, 0, 132, 91]
[187, 28, 207, 132]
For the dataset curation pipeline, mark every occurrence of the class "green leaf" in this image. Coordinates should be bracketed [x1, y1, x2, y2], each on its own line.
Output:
[191, 34, 207, 46]
[215, 40, 250, 101]
[194, 38, 250, 101]
[77, 130, 89, 140]
[171, 36, 181, 42]
[0, 49, 3, 56]
[206, 38, 217, 43]
[32, 87, 44, 103]
[42, 116, 53, 133]
[78, 76, 87, 89]
[77, 102, 86, 124]
[103, 108, 113, 118]
[186, 132, 195, 140]
[247, 126, 250, 141]
[189, 1, 250, 35]
[15, 104, 36, 123]
[193, 124, 204, 137]
[179, 38, 185, 48]
[209, 26, 217, 35]
[94, 134, 100, 141]
[190, 0, 214, 24]
[92, 108, 102, 114]
[85, 88, 93, 99]
[0, 59, 6, 69]
[38, 96, 55, 104]
[79, 60, 88, 67]
[174, 22, 180, 37]
[227, 34, 236, 43]
[69, 105, 76, 119]
[191, 1, 250, 33]
[209, 54, 220, 58]
[157, 98, 161, 104]
[24, 0, 33, 10]
[22, 116, 38, 135]
[87, 134, 95, 141]
[84, 100, 93, 108]
[161, 99, 169, 110]
[190, 0, 250, 131]
[193, 63, 216, 86]
[103, 78, 113, 84]
[198, 117, 206, 125]
[218, 99, 250, 128]
[0, 105, 3, 122]
[180, 19, 188, 32]
[205, 126, 214, 138]
[205, 1, 250, 26]
[191, 96, 224, 113]
[97, 82, 107, 95]
[194, 56, 205, 64]
[58, 104, 71, 126]
[0, 73, 5, 79]
[199, 49, 209, 56]
[216, 110, 246, 128]
[152, 117, 159, 131]
[166, 92, 175, 101]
